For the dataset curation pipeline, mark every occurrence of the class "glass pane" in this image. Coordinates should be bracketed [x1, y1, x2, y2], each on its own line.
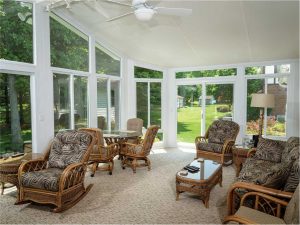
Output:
[275, 64, 290, 74]
[0, 1, 33, 63]
[53, 74, 71, 132]
[134, 66, 163, 79]
[0, 73, 31, 155]
[150, 83, 161, 127]
[96, 44, 120, 76]
[246, 79, 265, 135]
[205, 84, 234, 129]
[50, 15, 89, 71]
[176, 68, 236, 79]
[245, 66, 265, 75]
[266, 77, 287, 136]
[246, 64, 291, 75]
[97, 78, 108, 130]
[110, 80, 120, 130]
[74, 76, 88, 129]
[177, 85, 202, 143]
[136, 82, 148, 128]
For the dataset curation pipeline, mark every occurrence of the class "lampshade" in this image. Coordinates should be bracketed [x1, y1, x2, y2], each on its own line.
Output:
[251, 93, 275, 108]
[134, 8, 155, 21]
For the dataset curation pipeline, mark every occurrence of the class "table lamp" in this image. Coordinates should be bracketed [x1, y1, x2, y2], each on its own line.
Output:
[251, 93, 275, 136]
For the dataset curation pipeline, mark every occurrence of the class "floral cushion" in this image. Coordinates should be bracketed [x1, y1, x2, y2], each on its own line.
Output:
[256, 162, 291, 189]
[281, 137, 300, 164]
[197, 142, 223, 153]
[207, 120, 239, 144]
[48, 130, 92, 169]
[284, 147, 300, 192]
[254, 137, 286, 163]
[237, 157, 277, 184]
[21, 168, 63, 192]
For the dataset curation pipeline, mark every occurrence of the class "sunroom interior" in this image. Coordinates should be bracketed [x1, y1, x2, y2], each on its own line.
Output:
[0, 0, 299, 224]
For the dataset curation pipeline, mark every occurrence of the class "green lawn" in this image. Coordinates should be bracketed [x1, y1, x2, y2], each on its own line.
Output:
[177, 105, 231, 143]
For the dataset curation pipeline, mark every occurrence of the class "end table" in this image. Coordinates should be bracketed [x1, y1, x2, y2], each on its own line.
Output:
[232, 146, 251, 177]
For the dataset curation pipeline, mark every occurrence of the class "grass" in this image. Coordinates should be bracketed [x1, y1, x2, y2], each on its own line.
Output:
[177, 104, 231, 143]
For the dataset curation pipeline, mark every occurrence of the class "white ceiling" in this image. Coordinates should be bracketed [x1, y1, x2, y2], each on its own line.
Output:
[47, 0, 299, 68]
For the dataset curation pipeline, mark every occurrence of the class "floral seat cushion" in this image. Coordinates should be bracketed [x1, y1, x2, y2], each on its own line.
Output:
[21, 168, 63, 192]
[48, 130, 92, 169]
[196, 142, 223, 153]
[207, 120, 239, 144]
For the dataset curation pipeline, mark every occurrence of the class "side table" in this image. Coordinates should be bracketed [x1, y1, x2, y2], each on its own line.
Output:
[232, 146, 251, 177]
[0, 153, 43, 198]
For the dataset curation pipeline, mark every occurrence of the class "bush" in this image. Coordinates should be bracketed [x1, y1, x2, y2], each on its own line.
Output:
[217, 105, 230, 113]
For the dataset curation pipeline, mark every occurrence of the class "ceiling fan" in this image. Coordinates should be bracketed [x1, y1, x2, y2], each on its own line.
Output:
[105, 0, 192, 22]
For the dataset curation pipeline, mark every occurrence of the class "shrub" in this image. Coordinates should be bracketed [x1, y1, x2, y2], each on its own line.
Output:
[217, 105, 230, 112]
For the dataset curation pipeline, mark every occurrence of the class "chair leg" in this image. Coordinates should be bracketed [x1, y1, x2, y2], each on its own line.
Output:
[0, 182, 4, 195]
[91, 162, 98, 177]
[132, 159, 137, 173]
[145, 157, 151, 171]
[121, 158, 126, 169]
[109, 160, 114, 175]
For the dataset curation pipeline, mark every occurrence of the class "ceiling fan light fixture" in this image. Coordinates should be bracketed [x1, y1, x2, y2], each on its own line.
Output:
[134, 7, 155, 21]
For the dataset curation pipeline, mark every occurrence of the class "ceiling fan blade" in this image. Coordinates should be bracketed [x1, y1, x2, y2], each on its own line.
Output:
[106, 11, 134, 22]
[154, 7, 192, 16]
[104, 0, 132, 7]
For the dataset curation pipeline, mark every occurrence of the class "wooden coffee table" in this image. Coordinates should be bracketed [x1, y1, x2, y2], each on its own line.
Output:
[176, 159, 222, 208]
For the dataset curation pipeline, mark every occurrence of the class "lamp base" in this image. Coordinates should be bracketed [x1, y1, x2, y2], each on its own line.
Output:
[252, 135, 259, 147]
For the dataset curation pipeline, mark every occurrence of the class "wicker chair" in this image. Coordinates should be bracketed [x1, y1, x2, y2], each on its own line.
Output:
[195, 120, 239, 165]
[224, 182, 299, 224]
[126, 118, 143, 144]
[17, 130, 95, 212]
[121, 125, 159, 173]
[79, 128, 118, 176]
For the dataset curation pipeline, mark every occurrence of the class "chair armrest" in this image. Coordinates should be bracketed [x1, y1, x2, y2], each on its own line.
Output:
[59, 162, 87, 191]
[18, 159, 48, 185]
[227, 182, 293, 215]
[247, 148, 257, 158]
[240, 191, 289, 217]
[99, 143, 119, 156]
[221, 139, 235, 154]
[123, 142, 144, 155]
[195, 136, 207, 143]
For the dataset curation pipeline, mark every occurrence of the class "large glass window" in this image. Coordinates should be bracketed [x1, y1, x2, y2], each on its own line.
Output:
[246, 77, 287, 137]
[74, 76, 88, 129]
[0, 0, 33, 63]
[136, 82, 148, 127]
[53, 74, 71, 132]
[176, 68, 236, 79]
[0, 73, 31, 155]
[111, 80, 120, 130]
[96, 44, 120, 76]
[177, 85, 201, 143]
[205, 84, 234, 129]
[50, 14, 89, 71]
[134, 67, 163, 79]
[97, 78, 108, 130]
[53, 74, 88, 132]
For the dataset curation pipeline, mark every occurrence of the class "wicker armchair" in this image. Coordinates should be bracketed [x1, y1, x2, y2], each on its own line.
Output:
[79, 128, 118, 176]
[126, 118, 143, 144]
[224, 182, 299, 224]
[195, 120, 239, 165]
[121, 125, 159, 173]
[17, 130, 95, 212]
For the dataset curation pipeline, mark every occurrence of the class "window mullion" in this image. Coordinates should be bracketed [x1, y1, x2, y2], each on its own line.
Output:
[148, 82, 150, 128]
[70, 74, 75, 129]
[107, 79, 111, 130]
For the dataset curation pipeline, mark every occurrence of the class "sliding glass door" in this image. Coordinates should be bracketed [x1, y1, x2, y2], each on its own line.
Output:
[177, 83, 234, 143]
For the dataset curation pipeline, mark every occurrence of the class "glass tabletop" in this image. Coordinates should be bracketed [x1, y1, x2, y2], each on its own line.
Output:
[177, 159, 221, 180]
[103, 130, 140, 138]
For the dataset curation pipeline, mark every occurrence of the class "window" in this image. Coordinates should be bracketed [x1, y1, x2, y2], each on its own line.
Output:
[134, 66, 163, 79]
[97, 78, 108, 130]
[96, 44, 120, 76]
[0, 0, 33, 63]
[176, 68, 236, 79]
[53, 74, 88, 132]
[111, 80, 120, 130]
[0, 73, 31, 155]
[246, 77, 287, 137]
[245, 64, 290, 75]
[50, 14, 89, 71]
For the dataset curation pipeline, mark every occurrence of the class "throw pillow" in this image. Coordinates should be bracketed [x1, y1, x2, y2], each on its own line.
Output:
[256, 162, 290, 189]
[254, 137, 286, 163]
[284, 149, 300, 192]
[281, 137, 300, 163]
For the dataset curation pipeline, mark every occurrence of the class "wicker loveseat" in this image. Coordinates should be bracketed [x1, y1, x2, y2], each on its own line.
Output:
[227, 136, 300, 215]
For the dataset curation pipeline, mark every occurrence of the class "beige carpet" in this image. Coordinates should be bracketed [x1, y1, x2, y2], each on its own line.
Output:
[0, 147, 235, 224]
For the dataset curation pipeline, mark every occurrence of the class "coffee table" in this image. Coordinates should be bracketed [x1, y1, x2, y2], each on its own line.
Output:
[176, 159, 222, 208]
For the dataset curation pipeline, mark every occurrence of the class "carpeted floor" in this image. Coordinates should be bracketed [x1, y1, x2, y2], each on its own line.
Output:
[0, 147, 236, 224]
